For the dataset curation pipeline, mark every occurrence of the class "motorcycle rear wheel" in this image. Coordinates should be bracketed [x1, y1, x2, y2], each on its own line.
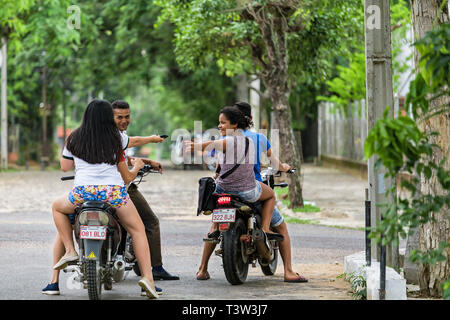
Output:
[222, 218, 249, 285]
[86, 259, 102, 300]
[260, 247, 278, 276]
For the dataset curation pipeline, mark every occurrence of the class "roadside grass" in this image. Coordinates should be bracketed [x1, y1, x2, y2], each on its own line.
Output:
[275, 186, 364, 231]
[274, 186, 320, 213]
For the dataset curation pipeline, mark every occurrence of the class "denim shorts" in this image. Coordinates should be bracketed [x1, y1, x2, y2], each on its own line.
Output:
[271, 207, 284, 228]
[215, 183, 284, 228]
[215, 183, 262, 203]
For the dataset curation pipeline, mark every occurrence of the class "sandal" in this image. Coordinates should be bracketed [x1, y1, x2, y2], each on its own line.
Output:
[196, 271, 210, 280]
[284, 273, 308, 283]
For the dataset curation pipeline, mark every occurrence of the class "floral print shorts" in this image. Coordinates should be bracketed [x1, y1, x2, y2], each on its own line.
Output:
[68, 185, 129, 208]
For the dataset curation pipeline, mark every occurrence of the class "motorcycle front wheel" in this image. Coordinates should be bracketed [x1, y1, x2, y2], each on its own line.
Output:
[86, 259, 102, 300]
[222, 218, 249, 285]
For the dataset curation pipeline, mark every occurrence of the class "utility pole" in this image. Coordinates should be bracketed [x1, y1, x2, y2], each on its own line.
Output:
[249, 75, 260, 130]
[40, 65, 49, 171]
[364, 0, 399, 269]
[1, 37, 7, 170]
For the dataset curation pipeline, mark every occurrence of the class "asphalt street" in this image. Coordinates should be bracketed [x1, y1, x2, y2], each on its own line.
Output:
[0, 167, 365, 300]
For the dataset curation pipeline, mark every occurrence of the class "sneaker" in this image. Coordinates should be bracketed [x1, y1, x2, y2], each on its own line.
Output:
[53, 252, 79, 270]
[152, 266, 180, 280]
[138, 277, 158, 299]
[141, 286, 163, 296]
[42, 282, 60, 295]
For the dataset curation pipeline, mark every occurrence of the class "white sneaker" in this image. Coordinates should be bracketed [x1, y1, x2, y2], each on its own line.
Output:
[141, 286, 163, 296]
[138, 277, 159, 299]
[53, 252, 79, 270]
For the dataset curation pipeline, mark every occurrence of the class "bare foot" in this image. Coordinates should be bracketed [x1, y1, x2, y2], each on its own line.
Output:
[284, 272, 308, 283]
[196, 270, 210, 280]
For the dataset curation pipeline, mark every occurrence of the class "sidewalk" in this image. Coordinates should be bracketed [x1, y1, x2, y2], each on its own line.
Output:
[277, 163, 367, 230]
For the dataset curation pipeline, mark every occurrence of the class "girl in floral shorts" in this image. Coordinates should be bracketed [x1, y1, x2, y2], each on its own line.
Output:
[50, 99, 159, 299]
[68, 185, 128, 208]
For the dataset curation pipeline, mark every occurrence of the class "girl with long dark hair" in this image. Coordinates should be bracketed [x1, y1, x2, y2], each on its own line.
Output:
[51, 99, 159, 299]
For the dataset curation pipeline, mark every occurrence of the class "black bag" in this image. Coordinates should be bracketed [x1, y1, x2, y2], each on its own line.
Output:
[197, 177, 217, 215]
[196, 137, 249, 215]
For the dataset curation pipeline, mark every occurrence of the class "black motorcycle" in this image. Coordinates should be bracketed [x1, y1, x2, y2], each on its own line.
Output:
[204, 167, 295, 285]
[61, 164, 158, 299]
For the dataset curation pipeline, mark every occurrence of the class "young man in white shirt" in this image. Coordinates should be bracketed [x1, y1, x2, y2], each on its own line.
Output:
[112, 100, 179, 282]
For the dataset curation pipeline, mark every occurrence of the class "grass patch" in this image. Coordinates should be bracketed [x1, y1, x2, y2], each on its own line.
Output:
[275, 186, 320, 212]
[293, 204, 321, 213]
[283, 216, 319, 225]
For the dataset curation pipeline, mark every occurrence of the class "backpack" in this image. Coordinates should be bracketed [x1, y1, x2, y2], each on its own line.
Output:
[196, 137, 249, 216]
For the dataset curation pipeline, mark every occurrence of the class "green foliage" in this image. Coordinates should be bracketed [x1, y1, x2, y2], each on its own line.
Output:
[317, 0, 413, 114]
[3, 0, 236, 163]
[317, 51, 366, 114]
[337, 270, 367, 300]
[364, 23, 450, 297]
[405, 24, 450, 119]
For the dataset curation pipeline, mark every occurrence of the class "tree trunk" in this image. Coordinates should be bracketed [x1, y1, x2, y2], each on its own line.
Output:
[246, 4, 304, 208]
[268, 89, 304, 208]
[410, 0, 450, 297]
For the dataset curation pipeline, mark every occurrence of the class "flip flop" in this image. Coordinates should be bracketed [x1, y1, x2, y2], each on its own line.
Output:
[196, 271, 210, 280]
[284, 273, 308, 283]
[207, 230, 220, 239]
[266, 232, 284, 242]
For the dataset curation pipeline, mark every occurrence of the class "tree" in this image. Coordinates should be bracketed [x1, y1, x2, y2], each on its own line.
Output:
[155, 0, 361, 207]
[317, 0, 413, 114]
[410, 0, 449, 297]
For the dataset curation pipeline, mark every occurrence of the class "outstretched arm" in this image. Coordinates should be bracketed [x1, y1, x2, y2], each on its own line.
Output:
[128, 135, 165, 148]
[184, 139, 227, 153]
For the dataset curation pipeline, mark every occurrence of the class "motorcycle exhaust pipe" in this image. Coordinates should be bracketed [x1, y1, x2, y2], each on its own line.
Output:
[112, 255, 126, 282]
[253, 230, 273, 261]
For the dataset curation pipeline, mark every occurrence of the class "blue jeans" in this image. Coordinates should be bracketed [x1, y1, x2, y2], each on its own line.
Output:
[215, 184, 284, 228]
[215, 183, 262, 203]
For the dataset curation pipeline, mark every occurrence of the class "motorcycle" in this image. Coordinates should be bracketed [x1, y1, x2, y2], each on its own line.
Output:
[61, 164, 159, 300]
[204, 167, 295, 285]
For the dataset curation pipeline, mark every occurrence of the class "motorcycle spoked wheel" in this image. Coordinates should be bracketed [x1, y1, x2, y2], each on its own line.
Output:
[86, 259, 102, 300]
[259, 247, 279, 276]
[222, 218, 249, 285]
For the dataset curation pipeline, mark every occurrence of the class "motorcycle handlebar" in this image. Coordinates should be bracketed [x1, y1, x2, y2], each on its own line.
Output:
[61, 176, 75, 181]
[138, 164, 160, 176]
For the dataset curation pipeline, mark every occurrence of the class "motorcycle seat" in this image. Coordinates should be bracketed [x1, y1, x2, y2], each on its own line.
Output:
[216, 193, 263, 213]
[81, 201, 114, 212]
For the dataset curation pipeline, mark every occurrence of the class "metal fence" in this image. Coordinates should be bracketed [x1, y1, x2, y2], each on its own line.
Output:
[318, 100, 368, 165]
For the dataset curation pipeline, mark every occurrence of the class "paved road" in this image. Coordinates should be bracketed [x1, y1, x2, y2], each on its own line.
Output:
[0, 167, 365, 300]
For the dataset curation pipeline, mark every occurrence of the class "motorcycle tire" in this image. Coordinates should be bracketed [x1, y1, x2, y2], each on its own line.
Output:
[86, 259, 102, 300]
[133, 263, 141, 276]
[260, 247, 278, 276]
[222, 218, 249, 285]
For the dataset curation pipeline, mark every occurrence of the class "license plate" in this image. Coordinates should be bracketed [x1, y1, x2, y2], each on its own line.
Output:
[212, 208, 236, 223]
[80, 226, 107, 240]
